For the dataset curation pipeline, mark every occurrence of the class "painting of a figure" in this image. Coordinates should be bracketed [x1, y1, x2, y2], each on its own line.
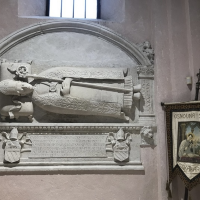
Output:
[177, 121, 200, 163]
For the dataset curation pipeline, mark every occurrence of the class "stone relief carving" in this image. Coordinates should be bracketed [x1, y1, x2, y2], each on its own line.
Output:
[140, 126, 154, 146]
[137, 65, 154, 76]
[107, 128, 132, 162]
[7, 64, 30, 79]
[0, 127, 32, 163]
[0, 126, 136, 164]
[0, 59, 155, 171]
[140, 80, 153, 113]
[0, 125, 141, 132]
[0, 21, 156, 172]
[0, 124, 155, 171]
[137, 41, 154, 64]
[137, 65, 155, 122]
[0, 61, 142, 122]
[1, 59, 32, 80]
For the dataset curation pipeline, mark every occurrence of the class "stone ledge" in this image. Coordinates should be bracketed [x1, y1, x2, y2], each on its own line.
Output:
[0, 165, 144, 173]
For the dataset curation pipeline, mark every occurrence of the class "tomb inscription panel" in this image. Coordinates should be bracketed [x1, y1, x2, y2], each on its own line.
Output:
[29, 135, 108, 158]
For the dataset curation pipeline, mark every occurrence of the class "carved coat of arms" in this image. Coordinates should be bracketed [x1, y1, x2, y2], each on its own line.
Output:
[107, 128, 132, 162]
[0, 127, 31, 163]
[113, 140, 130, 161]
[4, 140, 21, 163]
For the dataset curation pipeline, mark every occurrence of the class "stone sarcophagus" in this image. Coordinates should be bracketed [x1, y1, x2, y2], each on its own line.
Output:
[0, 125, 146, 172]
[0, 21, 156, 173]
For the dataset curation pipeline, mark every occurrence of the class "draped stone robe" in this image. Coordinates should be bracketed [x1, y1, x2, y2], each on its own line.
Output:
[31, 67, 133, 120]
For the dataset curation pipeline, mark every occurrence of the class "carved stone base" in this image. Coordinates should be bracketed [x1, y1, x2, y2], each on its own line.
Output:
[0, 123, 155, 172]
[0, 162, 144, 173]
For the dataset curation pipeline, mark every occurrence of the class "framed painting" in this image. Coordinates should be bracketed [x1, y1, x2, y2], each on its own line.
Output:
[164, 101, 200, 190]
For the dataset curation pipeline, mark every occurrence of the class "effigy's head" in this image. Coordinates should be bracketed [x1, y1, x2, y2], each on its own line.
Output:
[0, 80, 33, 96]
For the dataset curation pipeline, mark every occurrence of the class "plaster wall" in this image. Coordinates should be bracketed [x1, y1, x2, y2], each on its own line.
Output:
[0, 0, 200, 199]
[18, 0, 46, 16]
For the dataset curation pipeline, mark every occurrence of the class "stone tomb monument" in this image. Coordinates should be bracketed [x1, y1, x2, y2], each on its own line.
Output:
[0, 21, 155, 172]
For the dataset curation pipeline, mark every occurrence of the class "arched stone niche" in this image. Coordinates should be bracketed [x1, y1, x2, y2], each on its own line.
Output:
[0, 21, 155, 172]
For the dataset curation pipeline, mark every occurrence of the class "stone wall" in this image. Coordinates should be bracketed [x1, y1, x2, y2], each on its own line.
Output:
[0, 0, 200, 199]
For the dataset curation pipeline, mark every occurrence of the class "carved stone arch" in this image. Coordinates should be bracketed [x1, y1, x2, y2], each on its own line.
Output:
[0, 20, 151, 65]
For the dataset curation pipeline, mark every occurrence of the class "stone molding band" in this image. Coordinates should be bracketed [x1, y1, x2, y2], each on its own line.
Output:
[0, 124, 155, 132]
[0, 165, 144, 173]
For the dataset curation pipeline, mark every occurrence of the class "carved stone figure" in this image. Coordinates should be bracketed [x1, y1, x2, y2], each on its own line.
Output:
[0, 98, 33, 121]
[32, 67, 141, 120]
[140, 126, 154, 145]
[107, 128, 132, 161]
[0, 66, 141, 121]
[138, 41, 154, 64]
[0, 127, 30, 163]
